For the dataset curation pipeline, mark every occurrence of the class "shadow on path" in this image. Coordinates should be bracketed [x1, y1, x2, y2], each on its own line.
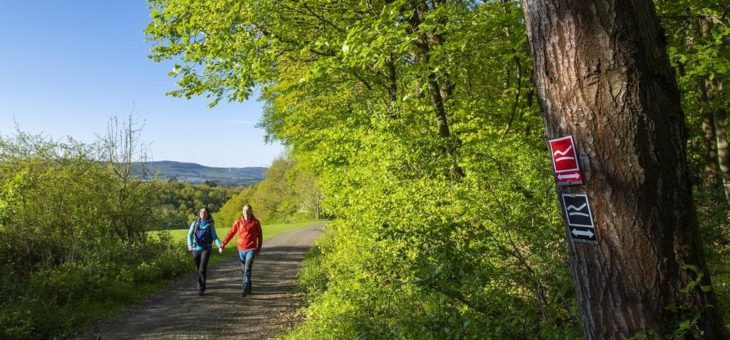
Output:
[78, 225, 323, 340]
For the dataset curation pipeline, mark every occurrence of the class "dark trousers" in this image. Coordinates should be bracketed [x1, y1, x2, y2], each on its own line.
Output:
[193, 248, 212, 291]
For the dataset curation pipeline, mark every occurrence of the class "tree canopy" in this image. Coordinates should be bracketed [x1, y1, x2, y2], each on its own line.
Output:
[146, 0, 730, 337]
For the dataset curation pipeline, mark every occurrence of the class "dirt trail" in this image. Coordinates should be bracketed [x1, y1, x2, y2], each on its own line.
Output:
[78, 225, 324, 340]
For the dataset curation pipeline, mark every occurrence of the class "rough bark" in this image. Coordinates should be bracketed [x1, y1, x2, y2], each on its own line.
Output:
[519, 0, 728, 338]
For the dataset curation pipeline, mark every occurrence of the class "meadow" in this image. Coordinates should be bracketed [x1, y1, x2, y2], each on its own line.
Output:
[152, 220, 327, 266]
[157, 220, 325, 244]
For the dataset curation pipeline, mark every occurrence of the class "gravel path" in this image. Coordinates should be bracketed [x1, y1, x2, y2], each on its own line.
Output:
[78, 225, 324, 339]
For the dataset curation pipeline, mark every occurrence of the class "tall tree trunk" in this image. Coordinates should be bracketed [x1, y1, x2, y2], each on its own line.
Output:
[700, 84, 719, 190]
[699, 18, 728, 201]
[715, 107, 730, 202]
[407, 1, 464, 178]
[519, 0, 728, 338]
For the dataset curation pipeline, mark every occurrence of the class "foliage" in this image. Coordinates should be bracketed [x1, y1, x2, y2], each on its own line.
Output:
[695, 189, 730, 330]
[147, 0, 729, 337]
[655, 0, 730, 188]
[290, 138, 581, 339]
[147, 0, 581, 338]
[0, 132, 190, 339]
[655, 0, 730, 330]
[147, 180, 236, 230]
[216, 155, 325, 227]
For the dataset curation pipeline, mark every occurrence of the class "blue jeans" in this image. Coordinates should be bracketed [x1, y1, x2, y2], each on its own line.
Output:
[238, 250, 256, 291]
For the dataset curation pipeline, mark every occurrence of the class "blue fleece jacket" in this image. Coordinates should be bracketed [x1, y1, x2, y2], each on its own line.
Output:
[187, 219, 222, 251]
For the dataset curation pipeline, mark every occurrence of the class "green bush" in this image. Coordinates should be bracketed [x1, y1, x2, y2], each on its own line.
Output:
[0, 133, 192, 338]
[297, 242, 327, 299]
[0, 243, 190, 339]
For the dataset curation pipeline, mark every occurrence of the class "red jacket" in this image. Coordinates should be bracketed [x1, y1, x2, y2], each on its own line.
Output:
[223, 217, 263, 251]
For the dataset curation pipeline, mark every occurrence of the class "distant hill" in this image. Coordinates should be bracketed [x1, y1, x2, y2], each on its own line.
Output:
[135, 161, 266, 187]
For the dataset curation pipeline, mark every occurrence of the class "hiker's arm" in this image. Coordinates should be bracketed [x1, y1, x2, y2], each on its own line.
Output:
[221, 219, 238, 249]
[211, 223, 222, 248]
[211, 223, 224, 254]
[255, 221, 263, 253]
[186, 221, 195, 251]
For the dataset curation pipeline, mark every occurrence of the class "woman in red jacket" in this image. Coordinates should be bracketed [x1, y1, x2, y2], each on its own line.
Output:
[221, 204, 263, 297]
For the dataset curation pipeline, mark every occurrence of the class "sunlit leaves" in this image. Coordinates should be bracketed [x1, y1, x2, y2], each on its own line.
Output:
[147, 0, 580, 338]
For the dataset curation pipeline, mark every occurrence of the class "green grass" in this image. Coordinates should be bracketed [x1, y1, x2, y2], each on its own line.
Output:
[155, 220, 326, 243]
[150, 220, 327, 267]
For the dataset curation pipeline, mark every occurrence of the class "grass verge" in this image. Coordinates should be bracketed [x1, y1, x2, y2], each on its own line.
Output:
[150, 220, 327, 269]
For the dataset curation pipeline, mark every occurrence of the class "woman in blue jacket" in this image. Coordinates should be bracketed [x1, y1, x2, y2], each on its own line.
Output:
[187, 207, 223, 296]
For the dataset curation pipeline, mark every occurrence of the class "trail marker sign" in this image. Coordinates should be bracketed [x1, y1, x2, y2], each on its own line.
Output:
[549, 136, 583, 186]
[561, 193, 597, 243]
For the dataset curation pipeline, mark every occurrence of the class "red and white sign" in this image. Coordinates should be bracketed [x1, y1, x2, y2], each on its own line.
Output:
[549, 135, 583, 186]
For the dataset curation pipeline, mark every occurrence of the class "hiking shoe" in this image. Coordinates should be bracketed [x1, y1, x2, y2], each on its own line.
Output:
[198, 290, 204, 296]
[241, 290, 247, 297]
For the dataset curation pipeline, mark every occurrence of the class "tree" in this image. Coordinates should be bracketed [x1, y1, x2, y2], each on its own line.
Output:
[655, 0, 730, 201]
[293, 169, 324, 220]
[100, 115, 152, 241]
[146, 1, 582, 338]
[0, 130, 192, 339]
[520, 0, 728, 338]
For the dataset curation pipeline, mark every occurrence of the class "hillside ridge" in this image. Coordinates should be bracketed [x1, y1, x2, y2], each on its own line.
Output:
[136, 160, 266, 186]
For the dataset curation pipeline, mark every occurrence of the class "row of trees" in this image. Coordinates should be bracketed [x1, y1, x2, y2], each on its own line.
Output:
[146, 0, 729, 338]
[150, 180, 236, 230]
[216, 155, 324, 228]
[656, 0, 730, 199]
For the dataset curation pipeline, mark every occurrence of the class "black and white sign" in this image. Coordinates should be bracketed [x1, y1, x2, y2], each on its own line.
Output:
[561, 193, 597, 243]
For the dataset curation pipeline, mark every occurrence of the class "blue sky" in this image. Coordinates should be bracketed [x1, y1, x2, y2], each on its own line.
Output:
[0, 1, 284, 167]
